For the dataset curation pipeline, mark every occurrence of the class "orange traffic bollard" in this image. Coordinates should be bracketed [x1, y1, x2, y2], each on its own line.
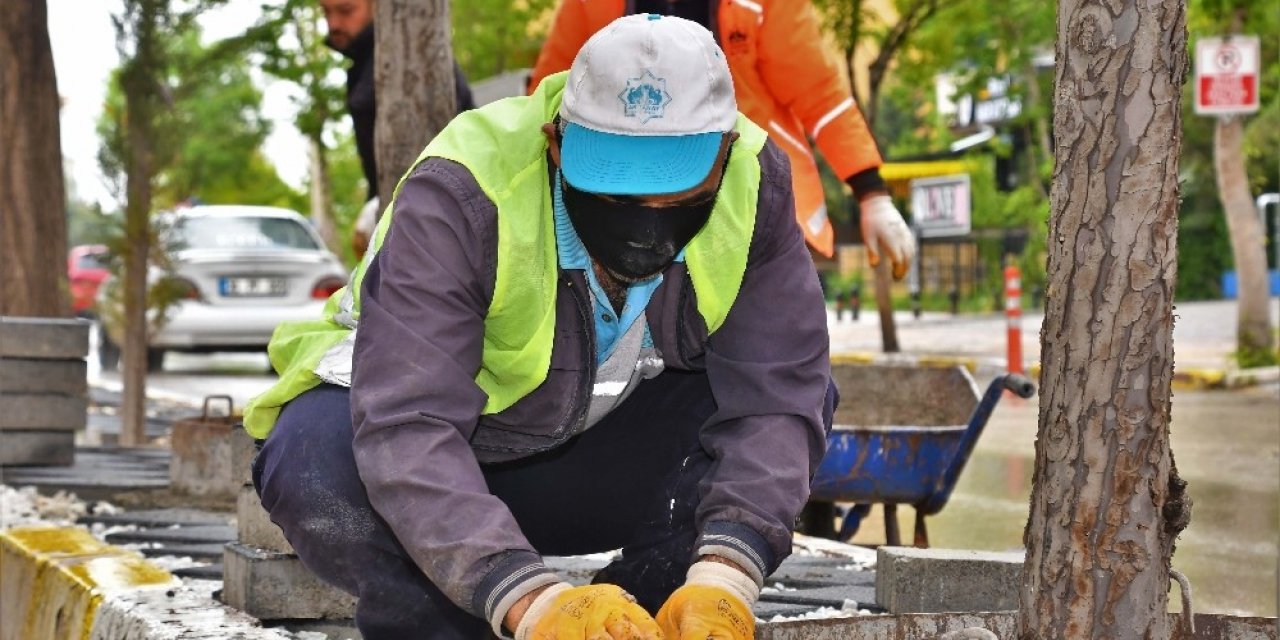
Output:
[1004, 262, 1023, 376]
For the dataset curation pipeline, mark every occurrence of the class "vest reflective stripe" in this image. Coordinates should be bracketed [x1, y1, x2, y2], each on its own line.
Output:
[241, 71, 767, 438]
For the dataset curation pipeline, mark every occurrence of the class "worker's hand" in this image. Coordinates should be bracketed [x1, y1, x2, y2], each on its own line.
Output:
[517, 583, 663, 640]
[656, 560, 759, 640]
[859, 194, 915, 280]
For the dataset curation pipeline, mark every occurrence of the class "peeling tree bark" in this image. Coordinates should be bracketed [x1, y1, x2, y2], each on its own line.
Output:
[1019, 0, 1192, 637]
[0, 0, 68, 318]
[374, 0, 456, 209]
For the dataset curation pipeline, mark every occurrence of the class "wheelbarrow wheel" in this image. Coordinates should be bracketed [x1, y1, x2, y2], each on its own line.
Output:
[797, 502, 839, 539]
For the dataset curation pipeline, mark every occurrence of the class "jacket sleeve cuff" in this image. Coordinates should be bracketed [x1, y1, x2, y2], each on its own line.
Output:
[845, 167, 887, 200]
[694, 521, 774, 588]
[472, 550, 564, 638]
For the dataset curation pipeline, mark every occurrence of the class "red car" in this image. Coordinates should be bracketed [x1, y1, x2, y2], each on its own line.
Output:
[67, 244, 110, 317]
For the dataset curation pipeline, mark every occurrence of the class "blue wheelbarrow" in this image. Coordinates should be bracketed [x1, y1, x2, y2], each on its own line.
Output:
[800, 363, 1036, 546]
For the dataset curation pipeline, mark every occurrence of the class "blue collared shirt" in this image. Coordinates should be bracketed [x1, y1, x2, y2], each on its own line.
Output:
[553, 173, 679, 365]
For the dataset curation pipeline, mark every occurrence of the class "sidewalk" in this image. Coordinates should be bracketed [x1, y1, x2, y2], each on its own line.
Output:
[825, 299, 1277, 389]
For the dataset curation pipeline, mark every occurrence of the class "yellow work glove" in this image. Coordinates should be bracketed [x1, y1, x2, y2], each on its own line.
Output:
[656, 560, 759, 640]
[859, 193, 916, 280]
[519, 583, 663, 640]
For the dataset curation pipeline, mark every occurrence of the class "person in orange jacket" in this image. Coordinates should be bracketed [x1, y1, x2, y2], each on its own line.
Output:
[530, 0, 915, 278]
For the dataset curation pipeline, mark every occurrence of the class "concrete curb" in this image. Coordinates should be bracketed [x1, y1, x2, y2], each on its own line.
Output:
[0, 526, 299, 640]
[833, 352, 1273, 391]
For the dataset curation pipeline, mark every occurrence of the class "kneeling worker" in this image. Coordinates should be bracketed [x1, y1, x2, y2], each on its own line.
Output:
[244, 14, 834, 640]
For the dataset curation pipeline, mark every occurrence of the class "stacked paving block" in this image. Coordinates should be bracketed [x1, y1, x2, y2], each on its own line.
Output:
[0, 317, 90, 466]
[221, 425, 358, 621]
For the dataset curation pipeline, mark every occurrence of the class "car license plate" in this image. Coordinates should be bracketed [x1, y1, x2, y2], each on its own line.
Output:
[220, 276, 287, 297]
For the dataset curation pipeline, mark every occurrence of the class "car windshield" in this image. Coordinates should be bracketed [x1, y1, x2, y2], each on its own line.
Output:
[173, 215, 320, 251]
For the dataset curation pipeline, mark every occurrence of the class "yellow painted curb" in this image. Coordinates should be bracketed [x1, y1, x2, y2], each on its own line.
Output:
[830, 352, 877, 365]
[1172, 368, 1227, 391]
[831, 351, 979, 373]
[0, 526, 176, 640]
[915, 356, 979, 373]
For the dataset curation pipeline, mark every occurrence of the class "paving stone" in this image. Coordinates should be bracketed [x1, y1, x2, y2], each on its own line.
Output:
[222, 542, 357, 620]
[0, 430, 74, 466]
[91, 576, 298, 640]
[770, 563, 874, 587]
[1, 447, 171, 499]
[79, 508, 232, 529]
[751, 601, 818, 620]
[172, 563, 225, 580]
[0, 316, 90, 359]
[106, 525, 236, 546]
[759, 584, 877, 609]
[0, 393, 87, 430]
[237, 485, 292, 553]
[875, 546, 1022, 614]
[0, 358, 87, 395]
[138, 543, 228, 562]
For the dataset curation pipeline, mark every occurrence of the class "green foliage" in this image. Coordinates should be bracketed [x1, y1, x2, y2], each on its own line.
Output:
[65, 176, 115, 248]
[1176, 0, 1280, 298]
[250, 0, 345, 139]
[1233, 345, 1280, 368]
[833, 0, 1277, 306]
[92, 213, 186, 337]
[325, 129, 368, 267]
[451, 0, 559, 81]
[97, 24, 304, 211]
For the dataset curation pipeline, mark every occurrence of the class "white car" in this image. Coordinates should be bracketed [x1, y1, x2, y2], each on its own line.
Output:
[98, 205, 348, 371]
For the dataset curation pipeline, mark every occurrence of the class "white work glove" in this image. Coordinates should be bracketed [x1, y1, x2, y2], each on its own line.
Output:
[860, 194, 915, 280]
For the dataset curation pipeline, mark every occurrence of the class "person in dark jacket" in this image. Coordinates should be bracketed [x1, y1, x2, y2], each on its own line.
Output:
[320, 0, 476, 201]
[247, 14, 833, 640]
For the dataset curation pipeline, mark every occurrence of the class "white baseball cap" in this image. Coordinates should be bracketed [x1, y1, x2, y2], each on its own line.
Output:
[559, 13, 737, 195]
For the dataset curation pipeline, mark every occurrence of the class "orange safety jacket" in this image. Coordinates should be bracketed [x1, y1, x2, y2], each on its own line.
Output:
[530, 0, 885, 257]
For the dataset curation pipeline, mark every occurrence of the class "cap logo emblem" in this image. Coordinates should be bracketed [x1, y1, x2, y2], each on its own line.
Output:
[619, 70, 672, 124]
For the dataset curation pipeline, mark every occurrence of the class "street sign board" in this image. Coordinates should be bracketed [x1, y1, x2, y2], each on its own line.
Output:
[1195, 36, 1260, 115]
[910, 174, 971, 239]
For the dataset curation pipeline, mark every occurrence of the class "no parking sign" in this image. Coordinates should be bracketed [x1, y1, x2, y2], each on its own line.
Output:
[1195, 36, 1260, 116]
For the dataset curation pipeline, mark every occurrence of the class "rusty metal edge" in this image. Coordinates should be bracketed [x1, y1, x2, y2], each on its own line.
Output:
[756, 612, 1276, 639]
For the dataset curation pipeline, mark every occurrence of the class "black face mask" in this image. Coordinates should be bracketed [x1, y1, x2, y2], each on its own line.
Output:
[558, 138, 732, 283]
[561, 179, 718, 282]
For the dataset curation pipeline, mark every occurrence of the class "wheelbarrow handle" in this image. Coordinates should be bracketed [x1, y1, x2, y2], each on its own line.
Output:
[919, 372, 1037, 516]
[1003, 374, 1036, 399]
[201, 394, 235, 420]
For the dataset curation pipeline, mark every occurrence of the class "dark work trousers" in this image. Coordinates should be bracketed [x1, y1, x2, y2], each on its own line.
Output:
[253, 371, 837, 640]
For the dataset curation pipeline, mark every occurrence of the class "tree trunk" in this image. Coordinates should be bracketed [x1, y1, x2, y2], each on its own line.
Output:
[308, 135, 338, 253]
[374, 0, 456, 208]
[118, 0, 161, 447]
[1019, 0, 1191, 637]
[1214, 116, 1274, 356]
[0, 0, 68, 318]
